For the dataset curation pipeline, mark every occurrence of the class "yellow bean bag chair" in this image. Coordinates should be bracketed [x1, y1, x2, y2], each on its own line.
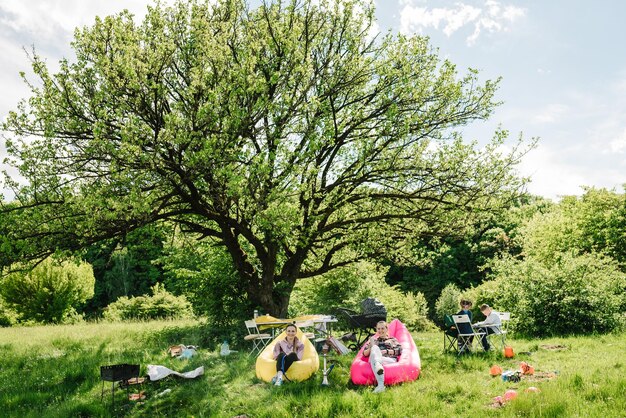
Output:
[255, 329, 319, 382]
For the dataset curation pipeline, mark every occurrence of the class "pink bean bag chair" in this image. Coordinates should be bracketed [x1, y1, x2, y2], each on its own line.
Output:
[350, 318, 421, 385]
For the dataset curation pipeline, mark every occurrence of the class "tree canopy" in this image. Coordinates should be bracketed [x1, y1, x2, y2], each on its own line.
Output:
[1, 0, 530, 316]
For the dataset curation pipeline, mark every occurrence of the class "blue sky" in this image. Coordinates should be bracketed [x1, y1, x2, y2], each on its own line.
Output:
[1, 0, 625, 200]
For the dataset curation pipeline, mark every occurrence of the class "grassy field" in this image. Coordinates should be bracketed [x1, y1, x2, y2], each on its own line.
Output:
[0, 320, 624, 417]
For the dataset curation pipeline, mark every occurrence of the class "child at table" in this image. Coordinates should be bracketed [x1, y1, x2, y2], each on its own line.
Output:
[456, 300, 474, 352]
[474, 304, 502, 351]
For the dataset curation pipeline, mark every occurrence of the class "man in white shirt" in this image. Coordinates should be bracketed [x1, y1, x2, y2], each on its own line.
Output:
[474, 304, 501, 351]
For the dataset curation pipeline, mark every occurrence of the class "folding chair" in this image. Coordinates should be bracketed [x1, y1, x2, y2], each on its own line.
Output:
[487, 311, 510, 350]
[452, 314, 485, 355]
[244, 320, 272, 356]
[498, 312, 510, 338]
[476, 311, 509, 352]
[443, 314, 459, 353]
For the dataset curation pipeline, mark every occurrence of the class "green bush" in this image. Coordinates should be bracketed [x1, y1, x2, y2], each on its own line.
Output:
[290, 261, 433, 331]
[289, 265, 360, 316]
[468, 252, 626, 336]
[434, 283, 462, 326]
[0, 296, 18, 327]
[0, 257, 94, 324]
[104, 283, 194, 321]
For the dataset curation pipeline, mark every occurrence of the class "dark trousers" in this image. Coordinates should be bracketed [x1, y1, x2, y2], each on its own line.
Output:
[276, 352, 299, 373]
[477, 327, 498, 350]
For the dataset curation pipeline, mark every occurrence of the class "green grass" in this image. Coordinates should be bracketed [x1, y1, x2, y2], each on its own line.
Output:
[0, 320, 624, 417]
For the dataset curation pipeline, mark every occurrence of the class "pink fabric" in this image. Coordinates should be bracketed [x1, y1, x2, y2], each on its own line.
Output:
[350, 318, 421, 385]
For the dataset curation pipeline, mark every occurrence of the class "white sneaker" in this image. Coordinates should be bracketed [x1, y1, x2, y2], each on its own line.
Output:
[274, 376, 283, 386]
[372, 385, 385, 393]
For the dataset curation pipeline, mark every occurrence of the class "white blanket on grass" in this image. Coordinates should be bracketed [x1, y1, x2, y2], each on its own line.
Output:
[147, 364, 204, 381]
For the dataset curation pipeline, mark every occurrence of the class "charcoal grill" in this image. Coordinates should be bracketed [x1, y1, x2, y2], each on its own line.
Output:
[100, 364, 140, 409]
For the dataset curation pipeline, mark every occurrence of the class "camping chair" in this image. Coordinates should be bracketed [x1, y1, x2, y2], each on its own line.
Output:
[485, 311, 510, 351]
[498, 312, 510, 338]
[244, 320, 272, 356]
[443, 314, 459, 353]
[452, 314, 485, 355]
[333, 306, 386, 351]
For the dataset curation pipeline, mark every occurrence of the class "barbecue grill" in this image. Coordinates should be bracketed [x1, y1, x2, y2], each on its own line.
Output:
[100, 364, 141, 409]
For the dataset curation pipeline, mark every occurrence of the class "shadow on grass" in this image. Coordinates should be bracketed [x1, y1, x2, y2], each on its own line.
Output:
[0, 340, 110, 417]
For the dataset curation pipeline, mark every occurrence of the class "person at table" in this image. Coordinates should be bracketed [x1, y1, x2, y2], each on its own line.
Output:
[455, 299, 474, 353]
[271, 323, 304, 386]
[362, 320, 402, 393]
[474, 304, 502, 351]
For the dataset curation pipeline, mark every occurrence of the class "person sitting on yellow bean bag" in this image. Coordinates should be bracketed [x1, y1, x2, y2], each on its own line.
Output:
[256, 324, 319, 385]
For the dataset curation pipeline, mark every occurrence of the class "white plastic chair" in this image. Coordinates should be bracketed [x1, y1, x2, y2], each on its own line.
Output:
[480, 311, 510, 351]
[492, 311, 510, 348]
[244, 320, 272, 356]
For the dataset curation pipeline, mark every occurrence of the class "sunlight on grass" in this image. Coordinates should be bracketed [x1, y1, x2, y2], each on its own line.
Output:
[0, 320, 624, 417]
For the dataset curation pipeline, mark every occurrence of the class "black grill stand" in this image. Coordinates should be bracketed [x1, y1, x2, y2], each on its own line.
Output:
[100, 364, 140, 411]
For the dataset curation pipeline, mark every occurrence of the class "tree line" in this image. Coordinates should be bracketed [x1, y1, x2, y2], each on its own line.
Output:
[2, 187, 625, 336]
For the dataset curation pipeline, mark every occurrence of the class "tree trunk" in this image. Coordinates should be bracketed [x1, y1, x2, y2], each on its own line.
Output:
[248, 273, 297, 318]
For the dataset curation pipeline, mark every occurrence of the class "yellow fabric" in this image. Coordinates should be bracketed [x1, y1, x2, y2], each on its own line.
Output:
[254, 315, 284, 331]
[255, 329, 319, 383]
[254, 314, 323, 324]
[293, 314, 323, 321]
[254, 315, 282, 324]
[254, 314, 323, 330]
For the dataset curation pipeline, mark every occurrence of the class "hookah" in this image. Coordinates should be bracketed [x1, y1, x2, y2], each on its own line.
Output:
[321, 342, 335, 386]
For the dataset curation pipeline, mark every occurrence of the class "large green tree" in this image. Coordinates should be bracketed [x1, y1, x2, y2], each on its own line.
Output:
[1, 0, 530, 316]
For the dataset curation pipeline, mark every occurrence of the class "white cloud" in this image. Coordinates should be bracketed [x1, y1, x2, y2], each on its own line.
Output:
[399, 0, 525, 45]
[568, 76, 626, 156]
[519, 144, 588, 200]
[400, 4, 480, 37]
[511, 76, 626, 198]
[530, 103, 569, 124]
[609, 129, 626, 153]
[594, 116, 626, 155]
[0, 1, 153, 40]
